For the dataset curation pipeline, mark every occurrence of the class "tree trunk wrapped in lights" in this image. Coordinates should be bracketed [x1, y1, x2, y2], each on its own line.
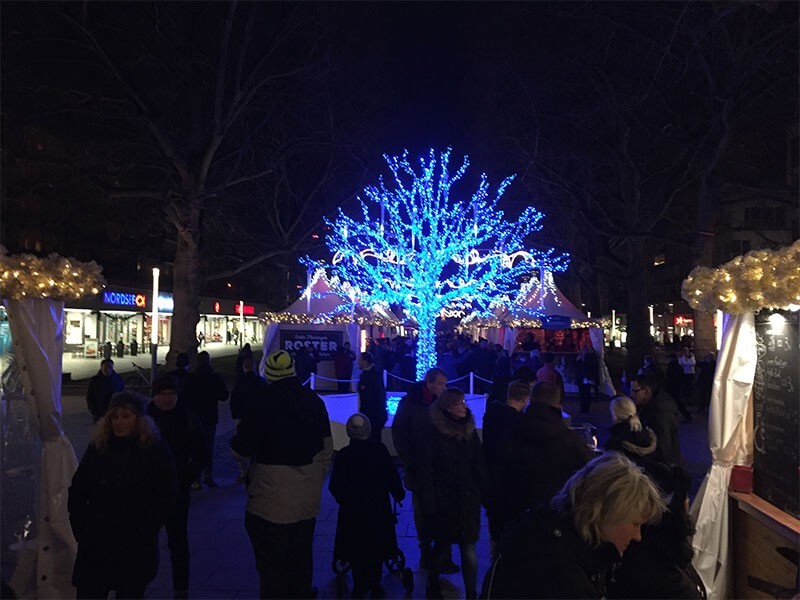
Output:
[311, 148, 568, 380]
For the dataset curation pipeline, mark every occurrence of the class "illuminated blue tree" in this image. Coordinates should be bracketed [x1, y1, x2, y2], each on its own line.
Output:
[315, 148, 568, 380]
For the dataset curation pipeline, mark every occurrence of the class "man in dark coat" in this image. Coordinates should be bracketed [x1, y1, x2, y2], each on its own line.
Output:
[482, 379, 530, 552]
[329, 413, 405, 598]
[631, 373, 684, 465]
[85, 359, 124, 422]
[184, 351, 229, 488]
[357, 352, 387, 442]
[507, 381, 593, 516]
[334, 342, 356, 393]
[231, 351, 333, 599]
[230, 355, 269, 483]
[147, 376, 209, 599]
[392, 367, 458, 573]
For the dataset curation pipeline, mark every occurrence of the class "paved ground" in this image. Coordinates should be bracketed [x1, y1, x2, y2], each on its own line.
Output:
[54, 384, 711, 600]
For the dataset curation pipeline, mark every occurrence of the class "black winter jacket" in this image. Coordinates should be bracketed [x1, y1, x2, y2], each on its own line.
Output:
[483, 505, 619, 599]
[147, 403, 209, 489]
[69, 435, 177, 590]
[231, 376, 331, 466]
[508, 403, 593, 514]
[329, 438, 404, 562]
[358, 366, 387, 432]
[85, 370, 124, 422]
[185, 364, 229, 424]
[230, 370, 268, 420]
[392, 381, 435, 490]
[638, 390, 684, 465]
[417, 406, 488, 544]
[605, 422, 663, 464]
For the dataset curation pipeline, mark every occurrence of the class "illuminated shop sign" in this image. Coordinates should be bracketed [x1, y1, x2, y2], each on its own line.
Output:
[234, 304, 255, 316]
[103, 291, 146, 308]
[674, 316, 694, 327]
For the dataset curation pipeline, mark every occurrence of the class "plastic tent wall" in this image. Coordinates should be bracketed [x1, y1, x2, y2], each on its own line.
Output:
[4, 298, 78, 599]
[689, 312, 756, 599]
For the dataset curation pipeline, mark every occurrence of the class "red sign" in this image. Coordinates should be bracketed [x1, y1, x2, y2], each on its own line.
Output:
[214, 302, 220, 313]
[674, 316, 694, 327]
[235, 304, 255, 316]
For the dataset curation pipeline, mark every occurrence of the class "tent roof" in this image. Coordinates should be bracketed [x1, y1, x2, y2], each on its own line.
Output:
[511, 271, 588, 321]
[261, 269, 399, 326]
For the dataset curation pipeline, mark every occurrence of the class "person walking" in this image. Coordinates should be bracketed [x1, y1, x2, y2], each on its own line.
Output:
[231, 351, 333, 599]
[392, 367, 459, 573]
[676, 347, 696, 422]
[147, 376, 209, 599]
[535, 352, 565, 404]
[507, 381, 593, 516]
[357, 351, 387, 443]
[329, 413, 405, 598]
[230, 354, 269, 483]
[86, 358, 124, 423]
[69, 391, 177, 599]
[185, 350, 229, 488]
[482, 379, 530, 555]
[334, 342, 356, 393]
[418, 388, 488, 600]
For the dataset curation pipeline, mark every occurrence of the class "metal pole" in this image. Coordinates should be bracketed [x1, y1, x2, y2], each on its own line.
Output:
[151, 268, 160, 384]
[239, 300, 245, 348]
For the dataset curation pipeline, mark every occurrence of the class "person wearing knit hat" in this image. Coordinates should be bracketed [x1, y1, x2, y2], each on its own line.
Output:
[231, 347, 333, 598]
[69, 390, 177, 599]
[147, 372, 209, 599]
[330, 413, 404, 597]
[264, 350, 296, 382]
[345, 412, 372, 440]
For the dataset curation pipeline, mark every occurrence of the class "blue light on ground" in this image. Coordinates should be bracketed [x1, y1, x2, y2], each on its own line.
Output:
[387, 395, 402, 416]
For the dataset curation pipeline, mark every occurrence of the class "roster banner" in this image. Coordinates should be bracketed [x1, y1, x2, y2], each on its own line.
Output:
[279, 330, 342, 360]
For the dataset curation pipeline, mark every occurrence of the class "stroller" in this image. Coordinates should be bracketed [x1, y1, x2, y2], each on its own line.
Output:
[332, 499, 414, 598]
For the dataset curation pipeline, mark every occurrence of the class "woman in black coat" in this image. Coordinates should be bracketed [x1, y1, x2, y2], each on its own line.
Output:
[418, 388, 488, 600]
[329, 413, 405, 598]
[69, 391, 177, 599]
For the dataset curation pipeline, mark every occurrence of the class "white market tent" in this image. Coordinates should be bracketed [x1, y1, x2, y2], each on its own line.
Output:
[0, 251, 105, 599]
[259, 269, 399, 388]
[683, 239, 800, 599]
[464, 270, 615, 396]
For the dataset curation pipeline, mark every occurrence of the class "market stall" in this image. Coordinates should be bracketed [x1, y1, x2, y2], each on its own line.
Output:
[683, 240, 800, 599]
[463, 270, 615, 396]
[259, 269, 399, 390]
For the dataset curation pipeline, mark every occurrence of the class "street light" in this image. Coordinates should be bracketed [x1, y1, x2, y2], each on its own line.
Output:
[151, 267, 160, 383]
[239, 300, 245, 349]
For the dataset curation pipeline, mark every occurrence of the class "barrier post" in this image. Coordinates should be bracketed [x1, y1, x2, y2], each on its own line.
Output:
[383, 369, 388, 389]
[469, 372, 474, 395]
[310, 373, 316, 390]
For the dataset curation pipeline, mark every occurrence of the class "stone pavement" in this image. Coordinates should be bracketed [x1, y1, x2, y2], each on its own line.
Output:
[59, 388, 711, 600]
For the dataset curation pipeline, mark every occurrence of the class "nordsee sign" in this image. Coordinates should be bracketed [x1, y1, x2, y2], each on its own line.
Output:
[103, 291, 146, 308]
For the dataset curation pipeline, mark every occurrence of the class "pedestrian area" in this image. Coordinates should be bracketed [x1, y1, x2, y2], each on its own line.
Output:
[57, 391, 710, 600]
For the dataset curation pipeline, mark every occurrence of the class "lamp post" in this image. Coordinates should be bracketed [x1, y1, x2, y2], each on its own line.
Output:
[151, 267, 160, 383]
[239, 300, 245, 349]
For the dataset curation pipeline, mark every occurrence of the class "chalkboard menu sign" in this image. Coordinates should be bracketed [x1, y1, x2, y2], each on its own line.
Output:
[752, 309, 799, 518]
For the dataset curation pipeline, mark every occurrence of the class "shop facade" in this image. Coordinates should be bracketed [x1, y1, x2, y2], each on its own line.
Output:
[64, 286, 266, 358]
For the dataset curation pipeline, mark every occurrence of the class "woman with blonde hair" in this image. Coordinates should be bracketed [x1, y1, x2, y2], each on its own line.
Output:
[483, 452, 665, 599]
[605, 395, 662, 464]
[69, 391, 177, 599]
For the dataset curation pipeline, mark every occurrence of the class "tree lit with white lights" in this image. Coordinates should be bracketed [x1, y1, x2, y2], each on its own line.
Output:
[315, 148, 568, 380]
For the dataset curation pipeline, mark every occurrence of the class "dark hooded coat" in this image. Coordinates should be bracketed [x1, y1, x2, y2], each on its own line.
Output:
[416, 406, 489, 544]
[69, 434, 177, 591]
[483, 504, 619, 599]
[507, 403, 593, 514]
[329, 438, 405, 562]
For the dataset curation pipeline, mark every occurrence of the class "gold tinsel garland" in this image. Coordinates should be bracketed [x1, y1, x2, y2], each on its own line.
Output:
[682, 239, 800, 315]
[0, 247, 105, 301]
[259, 311, 399, 327]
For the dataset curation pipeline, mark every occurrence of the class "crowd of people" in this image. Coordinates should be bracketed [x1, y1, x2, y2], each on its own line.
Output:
[69, 339, 706, 600]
